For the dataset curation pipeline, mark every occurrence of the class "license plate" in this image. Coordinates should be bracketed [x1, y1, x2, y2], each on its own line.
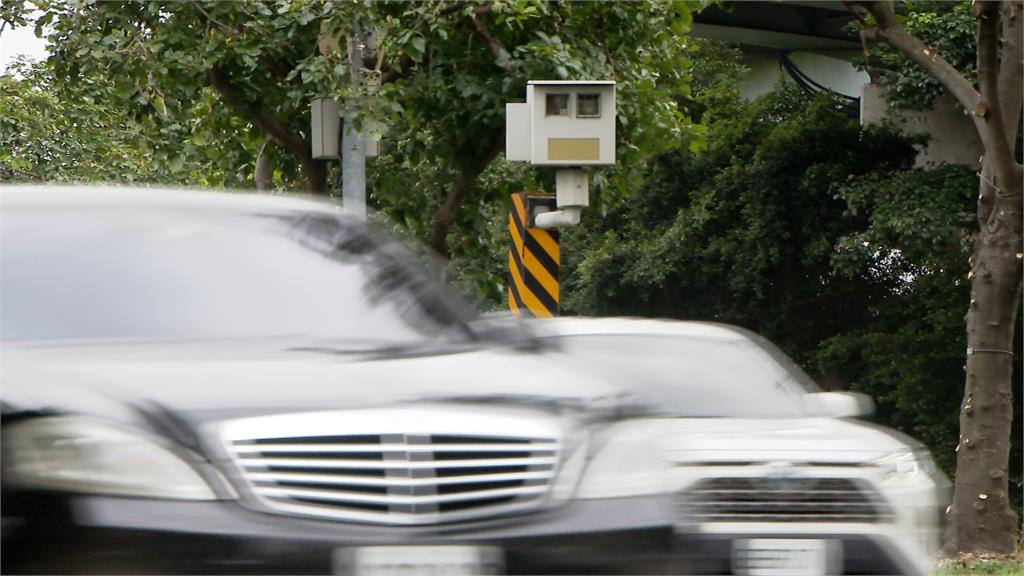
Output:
[732, 539, 836, 576]
[334, 545, 504, 576]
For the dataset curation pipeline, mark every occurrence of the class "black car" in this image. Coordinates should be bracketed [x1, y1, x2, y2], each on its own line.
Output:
[1, 187, 686, 575]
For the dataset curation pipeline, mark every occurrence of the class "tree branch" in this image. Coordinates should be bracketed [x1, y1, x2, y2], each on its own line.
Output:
[263, 56, 296, 82]
[845, 0, 1023, 195]
[208, 66, 308, 158]
[469, 11, 513, 73]
[972, 0, 1017, 200]
[207, 65, 326, 192]
[998, 0, 1023, 150]
[846, 0, 1022, 234]
[381, 54, 416, 84]
[190, 1, 230, 31]
[254, 138, 272, 191]
[975, 2, 1009, 144]
[439, 1, 469, 17]
[844, 1, 982, 116]
[427, 128, 506, 257]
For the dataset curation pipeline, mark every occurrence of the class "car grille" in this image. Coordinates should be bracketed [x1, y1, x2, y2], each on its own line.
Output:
[685, 477, 894, 523]
[219, 409, 563, 525]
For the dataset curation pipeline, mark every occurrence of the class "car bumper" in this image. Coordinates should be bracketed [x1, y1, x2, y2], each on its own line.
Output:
[683, 522, 935, 575]
[2, 491, 687, 575]
[2, 493, 933, 575]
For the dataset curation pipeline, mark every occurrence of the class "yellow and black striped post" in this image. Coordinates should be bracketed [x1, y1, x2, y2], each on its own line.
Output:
[508, 193, 560, 317]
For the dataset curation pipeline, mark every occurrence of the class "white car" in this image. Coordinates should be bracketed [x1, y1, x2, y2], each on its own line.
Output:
[529, 316, 949, 575]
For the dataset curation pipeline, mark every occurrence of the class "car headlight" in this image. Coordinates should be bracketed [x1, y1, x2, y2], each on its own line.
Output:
[873, 449, 935, 481]
[574, 422, 672, 499]
[4, 416, 219, 500]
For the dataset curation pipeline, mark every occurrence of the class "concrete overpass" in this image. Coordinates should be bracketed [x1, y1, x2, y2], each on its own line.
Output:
[689, 1, 981, 167]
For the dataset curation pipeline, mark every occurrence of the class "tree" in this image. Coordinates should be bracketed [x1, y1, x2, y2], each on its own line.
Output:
[844, 0, 1023, 554]
[0, 58, 184, 183]
[24, 1, 327, 191]
[0, 56, 290, 189]
[326, 1, 703, 257]
[9, 0, 700, 260]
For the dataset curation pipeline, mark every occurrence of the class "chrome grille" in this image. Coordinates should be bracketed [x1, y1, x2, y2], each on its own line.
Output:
[685, 477, 894, 523]
[219, 409, 562, 525]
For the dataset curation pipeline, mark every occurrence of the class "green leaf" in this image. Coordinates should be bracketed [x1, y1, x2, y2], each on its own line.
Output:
[409, 36, 426, 60]
[152, 95, 167, 116]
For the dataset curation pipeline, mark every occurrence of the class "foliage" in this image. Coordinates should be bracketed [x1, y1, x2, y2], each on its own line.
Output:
[7, 1, 703, 251]
[327, 1, 703, 167]
[349, 0, 705, 257]
[833, 165, 977, 275]
[563, 86, 917, 359]
[29, 0, 316, 186]
[445, 158, 540, 309]
[822, 154, 1023, 496]
[0, 58, 184, 183]
[2, 0, 709, 308]
[368, 152, 537, 307]
[676, 37, 748, 124]
[855, 1, 976, 110]
[0, 57, 287, 189]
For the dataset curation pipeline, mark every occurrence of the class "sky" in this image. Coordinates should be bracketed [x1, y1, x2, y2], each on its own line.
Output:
[0, 21, 49, 72]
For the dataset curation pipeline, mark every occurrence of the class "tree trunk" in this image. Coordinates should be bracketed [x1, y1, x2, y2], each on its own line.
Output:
[303, 156, 327, 194]
[943, 0, 1023, 554]
[427, 129, 505, 258]
[944, 162, 1023, 555]
[428, 173, 473, 257]
[254, 141, 272, 191]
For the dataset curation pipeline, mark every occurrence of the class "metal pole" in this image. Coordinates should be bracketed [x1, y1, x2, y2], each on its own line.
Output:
[341, 25, 366, 221]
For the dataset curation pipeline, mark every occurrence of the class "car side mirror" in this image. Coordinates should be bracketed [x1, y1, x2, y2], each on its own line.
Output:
[803, 392, 875, 418]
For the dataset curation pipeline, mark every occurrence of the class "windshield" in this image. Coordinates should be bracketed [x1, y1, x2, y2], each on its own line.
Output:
[551, 334, 816, 417]
[1, 205, 475, 343]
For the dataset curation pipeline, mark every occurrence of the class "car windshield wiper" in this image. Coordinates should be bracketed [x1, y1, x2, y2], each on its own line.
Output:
[286, 336, 475, 358]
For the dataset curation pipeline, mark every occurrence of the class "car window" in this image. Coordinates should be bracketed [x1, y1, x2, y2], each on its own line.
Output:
[0, 206, 474, 343]
[550, 334, 815, 417]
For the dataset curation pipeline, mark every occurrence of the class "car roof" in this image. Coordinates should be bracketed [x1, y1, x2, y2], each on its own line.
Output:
[530, 316, 751, 342]
[0, 185, 343, 216]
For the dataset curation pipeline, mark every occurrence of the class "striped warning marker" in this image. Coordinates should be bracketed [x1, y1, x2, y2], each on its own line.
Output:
[508, 193, 560, 318]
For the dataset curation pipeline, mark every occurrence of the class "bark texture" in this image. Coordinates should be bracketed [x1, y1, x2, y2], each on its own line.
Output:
[950, 161, 1022, 554]
[207, 66, 327, 194]
[845, 0, 1023, 555]
[254, 140, 272, 191]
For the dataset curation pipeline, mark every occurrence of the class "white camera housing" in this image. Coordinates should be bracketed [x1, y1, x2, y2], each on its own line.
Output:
[506, 81, 616, 167]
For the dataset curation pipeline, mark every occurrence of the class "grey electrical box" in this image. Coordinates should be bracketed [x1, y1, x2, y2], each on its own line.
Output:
[311, 98, 379, 160]
[311, 98, 339, 160]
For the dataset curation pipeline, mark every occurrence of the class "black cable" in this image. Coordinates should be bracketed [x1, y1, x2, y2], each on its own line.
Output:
[775, 50, 860, 118]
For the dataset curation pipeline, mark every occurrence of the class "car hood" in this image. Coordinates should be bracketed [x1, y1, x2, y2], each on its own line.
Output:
[1, 337, 649, 426]
[653, 416, 920, 465]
